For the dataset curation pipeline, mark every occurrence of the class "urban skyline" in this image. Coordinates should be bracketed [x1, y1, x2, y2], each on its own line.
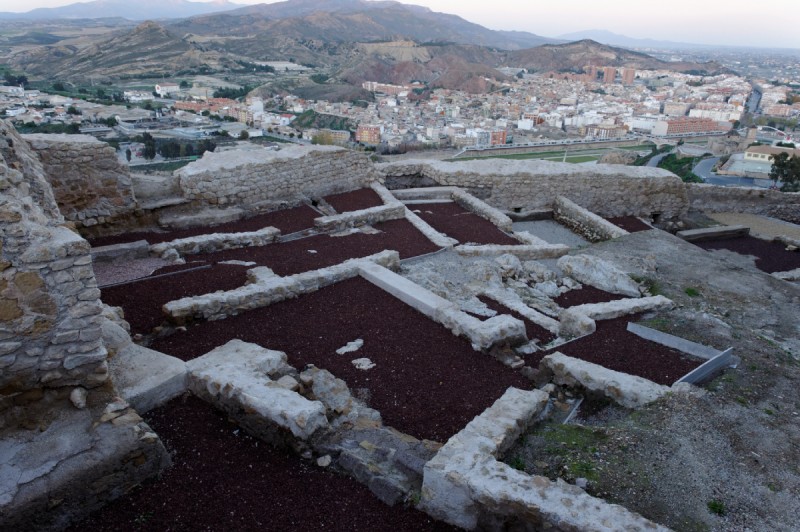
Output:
[2, 0, 799, 50]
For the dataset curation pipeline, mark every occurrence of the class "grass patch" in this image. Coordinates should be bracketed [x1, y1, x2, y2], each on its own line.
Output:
[707, 499, 726, 515]
[684, 287, 701, 297]
[130, 160, 193, 173]
[657, 154, 705, 183]
[630, 275, 661, 296]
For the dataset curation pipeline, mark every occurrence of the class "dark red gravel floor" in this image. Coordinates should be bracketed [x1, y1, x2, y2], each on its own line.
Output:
[414, 202, 519, 245]
[100, 219, 441, 335]
[553, 285, 627, 308]
[478, 296, 556, 344]
[542, 316, 702, 386]
[151, 277, 532, 443]
[324, 187, 384, 212]
[695, 235, 800, 274]
[69, 395, 454, 532]
[88, 204, 321, 247]
[101, 263, 251, 335]
[605, 216, 652, 233]
[184, 218, 441, 276]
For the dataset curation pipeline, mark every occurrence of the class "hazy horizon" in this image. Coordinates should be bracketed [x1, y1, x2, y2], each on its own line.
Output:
[1, 0, 799, 50]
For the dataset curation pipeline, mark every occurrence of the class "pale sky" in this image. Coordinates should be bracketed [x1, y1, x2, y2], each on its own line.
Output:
[1, 0, 798, 49]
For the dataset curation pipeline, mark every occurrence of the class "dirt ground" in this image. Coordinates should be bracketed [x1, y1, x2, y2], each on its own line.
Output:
[506, 229, 800, 531]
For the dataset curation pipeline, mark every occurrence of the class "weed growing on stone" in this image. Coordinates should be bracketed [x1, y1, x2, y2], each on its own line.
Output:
[684, 287, 701, 297]
[508, 456, 526, 471]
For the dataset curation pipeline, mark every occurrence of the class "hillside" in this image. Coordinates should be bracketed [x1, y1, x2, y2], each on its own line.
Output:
[198, 0, 556, 50]
[7, 21, 237, 80]
[504, 39, 727, 74]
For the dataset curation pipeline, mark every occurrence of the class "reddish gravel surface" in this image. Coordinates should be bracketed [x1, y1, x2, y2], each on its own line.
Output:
[100, 219, 440, 335]
[184, 219, 441, 276]
[478, 296, 556, 344]
[88, 204, 321, 247]
[542, 316, 702, 385]
[70, 395, 454, 532]
[324, 187, 384, 212]
[101, 263, 250, 335]
[151, 277, 532, 442]
[553, 286, 627, 308]
[605, 216, 652, 233]
[694, 235, 800, 274]
[413, 202, 519, 245]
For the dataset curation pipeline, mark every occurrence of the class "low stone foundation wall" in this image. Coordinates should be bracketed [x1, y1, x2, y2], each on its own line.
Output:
[165, 251, 400, 322]
[420, 387, 668, 530]
[150, 227, 281, 257]
[455, 244, 570, 259]
[314, 203, 405, 232]
[358, 262, 527, 350]
[553, 196, 629, 242]
[23, 133, 137, 229]
[451, 188, 513, 232]
[559, 295, 674, 337]
[686, 184, 800, 224]
[541, 352, 671, 409]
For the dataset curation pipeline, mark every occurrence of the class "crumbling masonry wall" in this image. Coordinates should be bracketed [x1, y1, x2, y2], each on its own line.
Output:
[1, 123, 107, 400]
[177, 144, 379, 209]
[377, 159, 690, 219]
[23, 133, 137, 229]
[686, 183, 800, 224]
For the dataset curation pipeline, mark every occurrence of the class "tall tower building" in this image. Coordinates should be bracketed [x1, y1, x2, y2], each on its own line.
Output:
[621, 68, 636, 85]
[603, 67, 616, 84]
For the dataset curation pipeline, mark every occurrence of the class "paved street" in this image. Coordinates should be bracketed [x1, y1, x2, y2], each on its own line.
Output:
[693, 157, 773, 188]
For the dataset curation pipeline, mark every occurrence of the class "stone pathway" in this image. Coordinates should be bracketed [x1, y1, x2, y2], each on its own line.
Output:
[707, 212, 800, 240]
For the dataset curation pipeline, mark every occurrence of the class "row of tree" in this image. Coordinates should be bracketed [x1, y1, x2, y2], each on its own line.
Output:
[129, 133, 216, 161]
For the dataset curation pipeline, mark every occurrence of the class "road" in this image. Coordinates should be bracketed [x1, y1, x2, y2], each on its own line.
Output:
[746, 87, 762, 114]
[647, 150, 672, 167]
[692, 156, 774, 189]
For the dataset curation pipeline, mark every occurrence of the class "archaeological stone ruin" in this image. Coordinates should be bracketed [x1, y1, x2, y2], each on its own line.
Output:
[1, 118, 799, 530]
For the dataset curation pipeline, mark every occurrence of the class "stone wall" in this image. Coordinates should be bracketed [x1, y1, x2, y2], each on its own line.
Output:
[177, 145, 379, 209]
[686, 184, 800, 224]
[23, 133, 137, 229]
[553, 196, 629, 242]
[1, 123, 108, 400]
[377, 159, 690, 220]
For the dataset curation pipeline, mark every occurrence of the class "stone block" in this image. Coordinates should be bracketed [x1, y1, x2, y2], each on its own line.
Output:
[541, 352, 671, 409]
[110, 343, 187, 413]
[187, 340, 326, 440]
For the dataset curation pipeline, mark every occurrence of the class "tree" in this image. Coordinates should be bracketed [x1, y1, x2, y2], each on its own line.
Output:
[52, 81, 66, 92]
[142, 132, 156, 160]
[125, 148, 132, 162]
[179, 80, 190, 89]
[769, 153, 800, 191]
[238, 130, 249, 140]
[66, 106, 81, 115]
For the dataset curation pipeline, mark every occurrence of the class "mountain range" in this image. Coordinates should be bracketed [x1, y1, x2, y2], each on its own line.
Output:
[0, 0, 240, 21]
[3, 0, 728, 96]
